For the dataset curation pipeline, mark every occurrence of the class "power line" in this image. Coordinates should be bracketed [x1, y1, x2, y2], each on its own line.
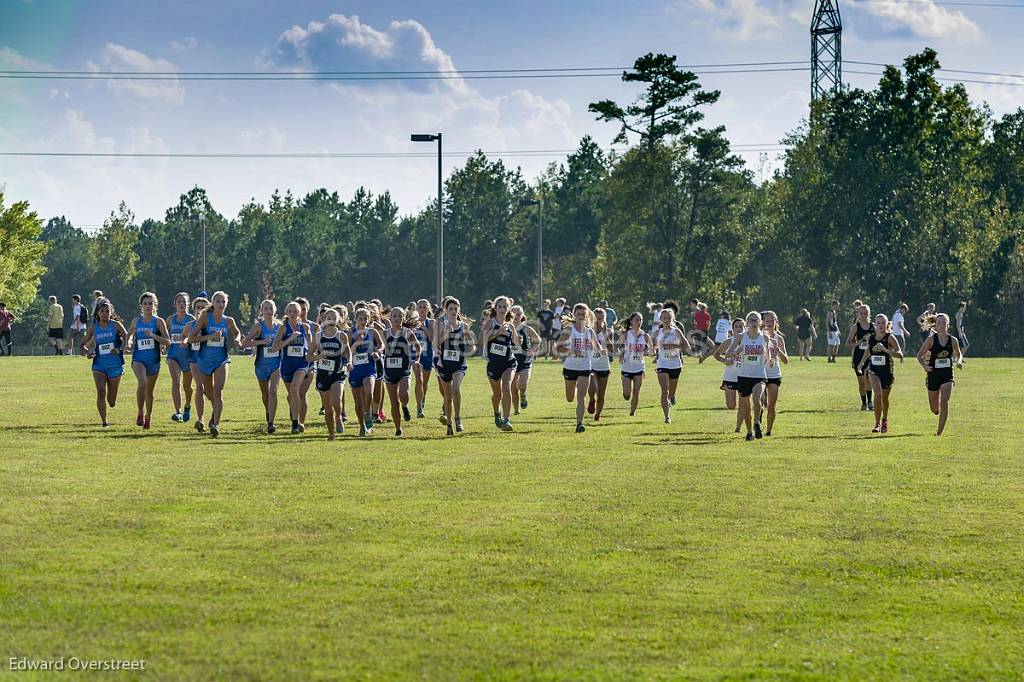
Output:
[851, 0, 1024, 7]
[848, 60, 1024, 80]
[846, 69, 1024, 86]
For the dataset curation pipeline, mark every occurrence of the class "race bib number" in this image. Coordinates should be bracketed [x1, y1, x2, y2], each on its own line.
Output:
[208, 336, 224, 347]
[171, 333, 183, 344]
[871, 355, 886, 366]
[661, 350, 679, 360]
[98, 343, 114, 355]
[630, 352, 643, 363]
[858, 341, 869, 350]
[318, 359, 336, 372]
[935, 358, 951, 369]
[443, 349, 460, 362]
[287, 345, 305, 357]
[490, 343, 507, 357]
[263, 348, 279, 358]
[190, 343, 200, 351]
[353, 352, 369, 366]
[746, 354, 760, 363]
[136, 337, 155, 351]
[386, 357, 403, 369]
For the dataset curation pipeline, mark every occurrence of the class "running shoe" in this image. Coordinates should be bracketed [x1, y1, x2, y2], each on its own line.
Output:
[754, 422, 763, 439]
[521, 395, 528, 409]
[575, 423, 586, 433]
[455, 417, 464, 433]
[872, 423, 881, 433]
[670, 396, 677, 406]
[494, 412, 502, 428]
[319, 406, 325, 415]
[416, 406, 424, 419]
[395, 428, 403, 437]
[102, 422, 110, 428]
[880, 420, 888, 433]
[136, 414, 144, 427]
[745, 433, 754, 441]
[297, 423, 305, 433]
[171, 412, 183, 423]
[195, 420, 205, 434]
[587, 398, 596, 415]
[341, 411, 348, 423]
[377, 410, 387, 423]
[765, 431, 772, 437]
[291, 424, 299, 435]
[664, 416, 671, 424]
[446, 424, 454, 437]
[143, 417, 151, 430]
[268, 423, 277, 434]
[860, 403, 869, 411]
[500, 419, 513, 432]
[365, 413, 375, 431]
[182, 406, 191, 422]
[337, 420, 344, 434]
[402, 405, 411, 422]
[735, 426, 741, 433]
[867, 401, 875, 411]
[438, 413, 449, 425]
[210, 423, 219, 438]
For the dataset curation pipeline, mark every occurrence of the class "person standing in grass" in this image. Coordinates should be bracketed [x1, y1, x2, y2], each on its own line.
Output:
[956, 301, 970, 357]
[537, 299, 555, 360]
[714, 317, 745, 433]
[825, 300, 841, 363]
[916, 302, 936, 344]
[68, 294, 88, 355]
[184, 297, 210, 432]
[559, 303, 597, 433]
[794, 308, 816, 361]
[891, 302, 910, 361]
[916, 312, 963, 436]
[857, 313, 902, 434]
[46, 295, 64, 355]
[729, 311, 769, 441]
[600, 299, 617, 332]
[412, 299, 436, 418]
[80, 298, 127, 427]
[0, 301, 13, 356]
[125, 292, 171, 430]
[618, 312, 652, 418]
[847, 303, 874, 411]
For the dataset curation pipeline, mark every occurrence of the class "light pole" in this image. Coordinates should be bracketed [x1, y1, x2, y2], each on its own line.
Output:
[411, 133, 443, 303]
[201, 216, 207, 293]
[518, 196, 543, 312]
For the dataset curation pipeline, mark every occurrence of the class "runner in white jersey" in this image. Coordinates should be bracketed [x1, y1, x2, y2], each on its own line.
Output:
[760, 311, 789, 437]
[559, 303, 598, 433]
[618, 312, 652, 417]
[729, 311, 769, 441]
[653, 307, 691, 424]
[713, 317, 745, 432]
[586, 307, 615, 421]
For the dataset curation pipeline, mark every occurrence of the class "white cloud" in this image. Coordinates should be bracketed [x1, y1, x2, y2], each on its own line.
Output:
[86, 43, 185, 104]
[856, 0, 981, 42]
[239, 125, 287, 151]
[669, 0, 781, 40]
[0, 47, 53, 104]
[169, 37, 198, 52]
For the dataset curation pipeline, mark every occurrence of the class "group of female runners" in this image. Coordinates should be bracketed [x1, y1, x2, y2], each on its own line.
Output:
[77, 292, 963, 439]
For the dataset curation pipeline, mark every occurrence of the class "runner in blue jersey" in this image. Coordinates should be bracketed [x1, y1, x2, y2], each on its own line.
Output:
[308, 307, 349, 440]
[187, 290, 241, 438]
[412, 299, 435, 419]
[346, 306, 384, 437]
[79, 298, 128, 427]
[382, 306, 421, 437]
[183, 297, 209, 432]
[270, 301, 312, 434]
[125, 291, 171, 430]
[165, 291, 195, 423]
[241, 299, 282, 434]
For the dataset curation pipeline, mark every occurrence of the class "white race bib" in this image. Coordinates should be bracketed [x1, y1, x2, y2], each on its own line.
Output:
[490, 343, 507, 357]
[746, 354, 760, 363]
[263, 348, 279, 358]
[171, 334, 182, 344]
[98, 343, 114, 355]
[208, 336, 225, 348]
[318, 359, 336, 372]
[353, 352, 369, 366]
[386, 357, 403, 369]
[935, 358, 951, 369]
[661, 350, 679, 360]
[871, 355, 886, 366]
[443, 349, 460, 362]
[630, 352, 643, 362]
[190, 343, 200, 351]
[287, 345, 304, 357]
[136, 337, 155, 351]
[858, 340, 869, 350]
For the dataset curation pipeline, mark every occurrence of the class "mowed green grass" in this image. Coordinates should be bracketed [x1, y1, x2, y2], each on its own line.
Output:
[1, 355, 1022, 680]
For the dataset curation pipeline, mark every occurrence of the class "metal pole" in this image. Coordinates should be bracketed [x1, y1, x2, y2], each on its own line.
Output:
[437, 133, 443, 304]
[537, 199, 543, 312]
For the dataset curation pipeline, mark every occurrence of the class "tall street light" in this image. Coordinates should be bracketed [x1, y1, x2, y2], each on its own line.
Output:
[519, 196, 543, 312]
[411, 132, 443, 303]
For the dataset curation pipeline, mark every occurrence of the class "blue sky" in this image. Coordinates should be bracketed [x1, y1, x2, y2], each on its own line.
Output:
[1, 0, 1022, 228]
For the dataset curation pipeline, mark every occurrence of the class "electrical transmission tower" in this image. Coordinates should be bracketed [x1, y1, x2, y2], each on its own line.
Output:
[811, 0, 842, 100]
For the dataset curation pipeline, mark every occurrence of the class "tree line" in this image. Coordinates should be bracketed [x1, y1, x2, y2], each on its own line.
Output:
[2, 49, 1021, 354]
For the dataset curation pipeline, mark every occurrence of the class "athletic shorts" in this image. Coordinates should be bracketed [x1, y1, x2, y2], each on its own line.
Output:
[737, 376, 763, 397]
[656, 367, 681, 380]
[133, 358, 161, 377]
[486, 359, 517, 381]
[196, 356, 230, 376]
[166, 347, 191, 372]
[419, 354, 433, 371]
[562, 368, 590, 382]
[92, 363, 124, 380]
[48, 328, 64, 339]
[762, 377, 782, 387]
[280, 359, 309, 384]
[852, 350, 866, 372]
[959, 333, 969, 349]
[867, 367, 893, 390]
[591, 369, 611, 379]
[926, 372, 954, 392]
[255, 363, 280, 383]
[827, 331, 840, 346]
[514, 357, 532, 371]
[722, 380, 739, 391]
[317, 371, 345, 392]
[621, 370, 644, 379]
[347, 363, 377, 389]
[383, 366, 411, 385]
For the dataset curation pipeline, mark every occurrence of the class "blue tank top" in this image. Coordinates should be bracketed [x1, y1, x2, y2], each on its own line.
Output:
[132, 316, 161, 363]
[281, 320, 308, 363]
[93, 321, 123, 370]
[198, 314, 230, 363]
[168, 313, 193, 350]
[349, 327, 375, 368]
[256, 319, 281, 365]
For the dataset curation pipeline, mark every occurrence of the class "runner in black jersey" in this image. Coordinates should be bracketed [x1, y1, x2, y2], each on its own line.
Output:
[482, 296, 519, 432]
[510, 304, 542, 414]
[856, 314, 903, 433]
[309, 308, 349, 440]
[382, 306, 420, 436]
[434, 297, 477, 436]
[846, 303, 874, 411]
[916, 312, 963, 436]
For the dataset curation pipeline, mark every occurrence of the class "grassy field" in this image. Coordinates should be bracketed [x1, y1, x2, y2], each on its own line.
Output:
[1, 355, 1022, 680]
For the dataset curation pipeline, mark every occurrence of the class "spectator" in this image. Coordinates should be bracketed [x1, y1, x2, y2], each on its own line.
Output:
[0, 301, 13, 356]
[68, 294, 89, 355]
[47, 295, 65, 355]
[90, 289, 105, 317]
[599, 299, 617, 330]
[537, 299, 555, 358]
[794, 308, 817, 361]
[693, 301, 712, 360]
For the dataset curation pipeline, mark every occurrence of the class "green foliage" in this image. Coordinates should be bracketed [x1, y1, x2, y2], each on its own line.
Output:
[0, 191, 48, 312]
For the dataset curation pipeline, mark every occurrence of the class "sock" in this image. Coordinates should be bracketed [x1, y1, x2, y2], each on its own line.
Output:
[866, 390, 873, 403]
[861, 394, 867, 406]
[292, 419, 298, 428]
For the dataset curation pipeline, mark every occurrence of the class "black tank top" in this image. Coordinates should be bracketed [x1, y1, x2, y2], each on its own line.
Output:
[440, 322, 465, 368]
[514, 324, 531, 362]
[928, 333, 955, 376]
[487, 320, 515, 363]
[318, 330, 345, 374]
[853, 321, 872, 355]
[828, 312, 839, 332]
[384, 329, 411, 373]
[867, 332, 892, 372]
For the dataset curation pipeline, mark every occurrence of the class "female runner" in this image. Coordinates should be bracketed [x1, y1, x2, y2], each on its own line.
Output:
[916, 313, 963, 436]
[184, 297, 209, 431]
[367, 302, 389, 424]
[856, 313, 902, 433]
[761, 311, 789, 437]
[240, 299, 282, 434]
[271, 301, 311, 434]
[729, 311, 769, 441]
[346, 306, 384, 437]
[714, 317, 745, 432]
[510, 305, 542, 414]
[188, 291, 241, 438]
[295, 297, 318, 428]
[125, 292, 171, 430]
[413, 298, 436, 418]
[165, 292, 195, 423]
[653, 307, 691, 423]
[80, 298, 128, 426]
[382, 306, 420, 436]
[618, 312, 652, 417]
[482, 296, 519, 432]
[309, 307, 349, 440]
[846, 304, 874, 411]
[825, 300, 840, 363]
[587, 307, 615, 421]
[434, 297, 477, 436]
[559, 303, 598, 433]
